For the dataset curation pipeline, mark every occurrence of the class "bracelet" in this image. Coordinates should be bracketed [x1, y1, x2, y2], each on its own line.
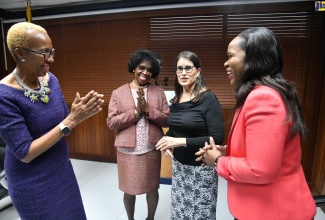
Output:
[134, 109, 141, 119]
[214, 155, 222, 167]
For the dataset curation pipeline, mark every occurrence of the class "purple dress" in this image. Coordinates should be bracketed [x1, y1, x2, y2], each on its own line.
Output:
[0, 72, 86, 219]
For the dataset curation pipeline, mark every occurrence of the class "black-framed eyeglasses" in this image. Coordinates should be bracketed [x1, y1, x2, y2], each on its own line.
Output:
[176, 65, 196, 74]
[22, 48, 55, 61]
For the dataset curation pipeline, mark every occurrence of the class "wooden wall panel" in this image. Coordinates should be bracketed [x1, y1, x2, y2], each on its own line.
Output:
[43, 17, 150, 103]
[309, 12, 325, 195]
[160, 154, 172, 178]
[312, 73, 325, 194]
[66, 105, 117, 162]
[301, 12, 325, 194]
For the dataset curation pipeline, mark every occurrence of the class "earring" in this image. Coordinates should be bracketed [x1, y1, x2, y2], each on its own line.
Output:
[133, 70, 135, 72]
[21, 59, 25, 62]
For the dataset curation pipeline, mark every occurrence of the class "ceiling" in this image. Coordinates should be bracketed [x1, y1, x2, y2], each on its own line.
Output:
[0, 0, 213, 20]
[0, 0, 308, 21]
[0, 0, 126, 11]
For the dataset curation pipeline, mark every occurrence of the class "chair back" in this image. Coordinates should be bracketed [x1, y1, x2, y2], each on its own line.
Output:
[0, 137, 5, 148]
[0, 137, 6, 170]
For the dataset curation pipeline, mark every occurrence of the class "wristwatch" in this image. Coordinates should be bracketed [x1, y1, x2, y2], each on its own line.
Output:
[214, 155, 222, 167]
[59, 122, 71, 136]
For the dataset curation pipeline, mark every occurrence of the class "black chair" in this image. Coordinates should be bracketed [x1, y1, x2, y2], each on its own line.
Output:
[0, 137, 12, 211]
[314, 195, 325, 207]
[0, 137, 5, 170]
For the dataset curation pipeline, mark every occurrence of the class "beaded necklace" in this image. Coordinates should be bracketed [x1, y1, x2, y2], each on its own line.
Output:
[13, 69, 50, 104]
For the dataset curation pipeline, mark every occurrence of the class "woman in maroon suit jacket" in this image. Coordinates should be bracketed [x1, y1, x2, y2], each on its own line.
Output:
[196, 28, 316, 220]
[107, 50, 169, 220]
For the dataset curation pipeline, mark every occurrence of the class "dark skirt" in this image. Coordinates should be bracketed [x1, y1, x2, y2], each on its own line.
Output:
[117, 149, 161, 195]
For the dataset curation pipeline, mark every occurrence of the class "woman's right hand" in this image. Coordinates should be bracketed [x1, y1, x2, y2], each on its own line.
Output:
[66, 90, 104, 128]
[156, 136, 186, 151]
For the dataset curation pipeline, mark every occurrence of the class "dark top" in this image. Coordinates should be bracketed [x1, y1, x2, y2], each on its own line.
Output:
[0, 72, 86, 219]
[166, 90, 224, 166]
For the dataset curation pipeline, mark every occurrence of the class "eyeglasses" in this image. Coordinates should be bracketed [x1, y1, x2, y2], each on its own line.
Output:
[176, 65, 196, 74]
[22, 48, 55, 61]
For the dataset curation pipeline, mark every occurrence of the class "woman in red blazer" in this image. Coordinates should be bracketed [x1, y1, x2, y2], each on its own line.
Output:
[196, 27, 316, 220]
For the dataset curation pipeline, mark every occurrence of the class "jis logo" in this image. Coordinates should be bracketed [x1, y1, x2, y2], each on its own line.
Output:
[315, 1, 325, 11]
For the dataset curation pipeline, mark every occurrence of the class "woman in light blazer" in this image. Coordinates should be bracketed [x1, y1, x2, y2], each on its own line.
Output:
[107, 50, 169, 220]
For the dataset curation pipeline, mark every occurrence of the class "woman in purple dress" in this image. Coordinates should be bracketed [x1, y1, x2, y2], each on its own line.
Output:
[0, 22, 104, 219]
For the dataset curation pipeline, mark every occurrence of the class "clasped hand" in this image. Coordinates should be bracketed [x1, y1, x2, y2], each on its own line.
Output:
[136, 87, 148, 115]
[195, 137, 226, 167]
[67, 90, 104, 127]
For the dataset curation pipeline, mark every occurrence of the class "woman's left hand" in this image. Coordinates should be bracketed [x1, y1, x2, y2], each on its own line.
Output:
[68, 91, 104, 126]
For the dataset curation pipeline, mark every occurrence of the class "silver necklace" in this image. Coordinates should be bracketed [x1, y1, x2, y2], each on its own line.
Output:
[131, 80, 148, 88]
[13, 69, 50, 103]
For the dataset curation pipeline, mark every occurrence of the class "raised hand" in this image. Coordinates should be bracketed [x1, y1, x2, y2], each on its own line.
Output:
[195, 137, 224, 167]
[195, 141, 210, 164]
[67, 90, 104, 127]
[136, 87, 148, 114]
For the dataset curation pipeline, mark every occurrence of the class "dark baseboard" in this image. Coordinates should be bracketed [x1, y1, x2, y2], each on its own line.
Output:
[160, 178, 172, 185]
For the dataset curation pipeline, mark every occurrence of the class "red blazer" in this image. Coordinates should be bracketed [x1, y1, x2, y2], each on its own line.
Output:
[106, 83, 169, 148]
[217, 86, 316, 220]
